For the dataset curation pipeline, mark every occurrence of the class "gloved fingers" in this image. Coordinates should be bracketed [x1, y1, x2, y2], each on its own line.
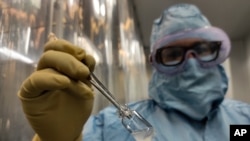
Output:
[82, 54, 96, 72]
[82, 79, 92, 88]
[37, 50, 90, 81]
[65, 80, 94, 99]
[19, 68, 71, 98]
[44, 39, 86, 61]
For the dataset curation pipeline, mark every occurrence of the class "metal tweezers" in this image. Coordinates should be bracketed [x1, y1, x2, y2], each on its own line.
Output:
[89, 73, 132, 117]
[89, 73, 153, 134]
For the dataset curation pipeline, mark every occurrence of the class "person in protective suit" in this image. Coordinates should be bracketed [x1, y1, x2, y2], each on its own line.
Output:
[18, 3, 250, 141]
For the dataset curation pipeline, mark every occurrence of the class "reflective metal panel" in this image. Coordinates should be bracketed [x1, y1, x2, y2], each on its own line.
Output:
[0, 0, 49, 140]
[0, 61, 35, 141]
[117, 0, 148, 102]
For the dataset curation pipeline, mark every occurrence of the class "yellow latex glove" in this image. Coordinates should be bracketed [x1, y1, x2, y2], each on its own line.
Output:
[18, 39, 95, 141]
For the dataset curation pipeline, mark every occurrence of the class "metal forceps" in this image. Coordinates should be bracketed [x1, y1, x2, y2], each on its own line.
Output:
[89, 73, 153, 137]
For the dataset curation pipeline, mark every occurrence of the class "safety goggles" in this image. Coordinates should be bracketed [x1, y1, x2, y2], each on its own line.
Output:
[150, 27, 231, 75]
[155, 41, 222, 66]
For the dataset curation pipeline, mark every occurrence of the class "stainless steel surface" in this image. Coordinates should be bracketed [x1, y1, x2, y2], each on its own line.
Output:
[0, 0, 46, 140]
[0, 0, 148, 140]
[0, 61, 35, 141]
[117, 0, 148, 103]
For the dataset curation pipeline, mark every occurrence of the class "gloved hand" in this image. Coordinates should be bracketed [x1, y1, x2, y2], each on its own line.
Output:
[18, 39, 96, 141]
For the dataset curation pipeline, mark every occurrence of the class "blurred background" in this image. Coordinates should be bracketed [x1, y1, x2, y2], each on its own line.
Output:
[0, 0, 250, 140]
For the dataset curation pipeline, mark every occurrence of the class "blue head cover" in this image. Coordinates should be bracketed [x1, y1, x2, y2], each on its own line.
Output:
[150, 3, 210, 47]
[150, 3, 231, 75]
[148, 3, 230, 120]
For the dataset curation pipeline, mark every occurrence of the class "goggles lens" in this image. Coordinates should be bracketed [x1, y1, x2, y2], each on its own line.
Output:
[156, 41, 221, 66]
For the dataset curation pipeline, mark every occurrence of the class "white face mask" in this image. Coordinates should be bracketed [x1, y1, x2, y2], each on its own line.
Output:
[148, 59, 228, 120]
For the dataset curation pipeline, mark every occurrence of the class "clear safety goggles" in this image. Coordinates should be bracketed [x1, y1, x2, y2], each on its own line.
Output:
[155, 41, 221, 66]
[150, 27, 231, 75]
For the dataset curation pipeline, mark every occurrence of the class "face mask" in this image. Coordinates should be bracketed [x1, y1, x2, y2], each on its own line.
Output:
[148, 59, 228, 120]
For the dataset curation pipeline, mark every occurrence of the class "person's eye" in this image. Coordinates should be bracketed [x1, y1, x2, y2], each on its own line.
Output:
[161, 48, 184, 64]
[196, 43, 213, 55]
